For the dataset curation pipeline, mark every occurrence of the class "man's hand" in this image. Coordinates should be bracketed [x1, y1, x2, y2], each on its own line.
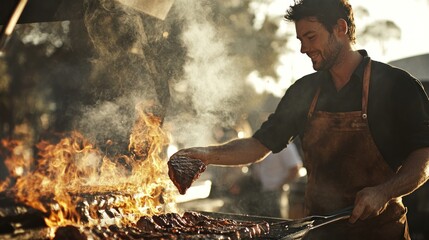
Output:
[349, 186, 390, 223]
[349, 148, 429, 223]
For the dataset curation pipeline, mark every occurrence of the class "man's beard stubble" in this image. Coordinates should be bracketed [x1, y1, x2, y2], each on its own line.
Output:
[314, 34, 343, 71]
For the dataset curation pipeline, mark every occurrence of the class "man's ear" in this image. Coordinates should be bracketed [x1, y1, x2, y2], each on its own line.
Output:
[335, 19, 349, 37]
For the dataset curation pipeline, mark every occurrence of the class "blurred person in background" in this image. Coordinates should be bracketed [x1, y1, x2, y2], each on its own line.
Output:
[169, 0, 429, 239]
[245, 142, 302, 218]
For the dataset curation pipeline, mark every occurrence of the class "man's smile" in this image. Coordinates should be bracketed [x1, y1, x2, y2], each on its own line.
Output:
[307, 52, 320, 61]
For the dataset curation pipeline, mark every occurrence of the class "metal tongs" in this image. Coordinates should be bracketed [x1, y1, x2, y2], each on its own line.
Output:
[0, 0, 28, 55]
[277, 206, 354, 240]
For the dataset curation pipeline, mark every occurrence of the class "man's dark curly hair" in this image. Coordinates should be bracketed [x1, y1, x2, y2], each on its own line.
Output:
[284, 0, 356, 44]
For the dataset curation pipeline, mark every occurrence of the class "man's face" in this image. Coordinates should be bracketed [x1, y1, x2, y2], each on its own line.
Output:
[295, 17, 343, 71]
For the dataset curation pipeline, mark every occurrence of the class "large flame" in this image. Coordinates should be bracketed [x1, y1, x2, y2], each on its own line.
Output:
[0, 102, 175, 227]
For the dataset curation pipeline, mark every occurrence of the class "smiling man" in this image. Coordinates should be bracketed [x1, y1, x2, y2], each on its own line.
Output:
[169, 0, 429, 239]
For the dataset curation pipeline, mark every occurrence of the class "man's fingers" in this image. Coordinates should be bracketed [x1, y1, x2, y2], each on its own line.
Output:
[349, 204, 364, 223]
[359, 207, 373, 220]
[349, 187, 391, 224]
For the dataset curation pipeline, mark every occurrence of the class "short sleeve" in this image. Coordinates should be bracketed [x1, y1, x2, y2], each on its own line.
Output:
[253, 75, 319, 153]
[394, 70, 429, 153]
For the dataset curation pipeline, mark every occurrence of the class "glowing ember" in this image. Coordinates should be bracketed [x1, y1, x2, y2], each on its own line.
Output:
[0, 102, 176, 228]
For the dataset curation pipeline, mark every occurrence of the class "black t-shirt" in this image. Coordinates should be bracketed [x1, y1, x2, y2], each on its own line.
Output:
[253, 50, 429, 170]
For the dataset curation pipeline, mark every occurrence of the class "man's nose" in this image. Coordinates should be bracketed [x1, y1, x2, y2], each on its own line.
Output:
[300, 42, 308, 54]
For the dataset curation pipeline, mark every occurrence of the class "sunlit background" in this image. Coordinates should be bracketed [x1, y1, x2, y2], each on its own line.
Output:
[0, 0, 429, 239]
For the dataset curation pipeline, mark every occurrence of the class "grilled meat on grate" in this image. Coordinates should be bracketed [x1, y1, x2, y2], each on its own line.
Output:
[53, 211, 270, 240]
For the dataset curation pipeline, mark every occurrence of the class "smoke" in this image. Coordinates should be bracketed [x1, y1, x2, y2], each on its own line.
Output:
[77, 0, 161, 152]
[76, 0, 247, 150]
[166, 0, 247, 147]
[77, 97, 135, 153]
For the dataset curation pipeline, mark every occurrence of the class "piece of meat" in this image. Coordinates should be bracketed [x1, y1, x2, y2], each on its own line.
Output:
[136, 216, 158, 232]
[178, 211, 270, 239]
[54, 225, 87, 240]
[167, 155, 206, 194]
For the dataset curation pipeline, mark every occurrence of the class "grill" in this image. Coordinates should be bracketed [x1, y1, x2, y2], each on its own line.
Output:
[0, 192, 271, 240]
[0, 191, 352, 240]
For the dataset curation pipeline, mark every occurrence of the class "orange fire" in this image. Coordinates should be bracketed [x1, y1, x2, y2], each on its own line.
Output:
[0, 102, 176, 228]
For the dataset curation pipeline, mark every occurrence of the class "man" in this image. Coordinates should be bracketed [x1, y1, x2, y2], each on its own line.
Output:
[170, 0, 429, 239]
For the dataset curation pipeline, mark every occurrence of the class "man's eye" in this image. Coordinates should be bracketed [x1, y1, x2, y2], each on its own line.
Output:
[309, 36, 315, 40]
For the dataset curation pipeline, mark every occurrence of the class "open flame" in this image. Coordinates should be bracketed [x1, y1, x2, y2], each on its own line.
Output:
[0, 102, 175, 228]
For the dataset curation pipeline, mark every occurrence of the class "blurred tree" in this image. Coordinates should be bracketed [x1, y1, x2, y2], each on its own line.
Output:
[4, 20, 91, 138]
[354, 6, 370, 19]
[212, 0, 290, 79]
[358, 20, 401, 55]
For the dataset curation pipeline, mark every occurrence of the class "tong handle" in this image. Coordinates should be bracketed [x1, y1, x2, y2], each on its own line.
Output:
[275, 205, 354, 227]
[323, 205, 354, 219]
[278, 206, 354, 240]
[310, 205, 354, 229]
[301, 205, 354, 221]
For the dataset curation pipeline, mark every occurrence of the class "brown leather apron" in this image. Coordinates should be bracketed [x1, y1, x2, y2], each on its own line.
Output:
[301, 59, 410, 240]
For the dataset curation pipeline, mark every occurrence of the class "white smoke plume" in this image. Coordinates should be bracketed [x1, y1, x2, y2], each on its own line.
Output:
[77, 0, 160, 151]
[76, 0, 247, 150]
[166, 0, 247, 147]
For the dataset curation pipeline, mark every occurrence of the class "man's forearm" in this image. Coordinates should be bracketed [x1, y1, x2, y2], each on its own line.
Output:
[204, 137, 270, 166]
[381, 147, 429, 200]
[173, 137, 270, 166]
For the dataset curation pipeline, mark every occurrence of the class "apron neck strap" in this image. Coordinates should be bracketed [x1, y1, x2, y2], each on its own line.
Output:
[361, 58, 372, 119]
[307, 58, 372, 120]
[308, 88, 320, 119]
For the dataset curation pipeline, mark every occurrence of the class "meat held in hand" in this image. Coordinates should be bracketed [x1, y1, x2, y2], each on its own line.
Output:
[168, 155, 206, 194]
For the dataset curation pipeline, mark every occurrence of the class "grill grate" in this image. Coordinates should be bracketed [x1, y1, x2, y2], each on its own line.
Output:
[2, 191, 348, 239]
[0, 192, 282, 240]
